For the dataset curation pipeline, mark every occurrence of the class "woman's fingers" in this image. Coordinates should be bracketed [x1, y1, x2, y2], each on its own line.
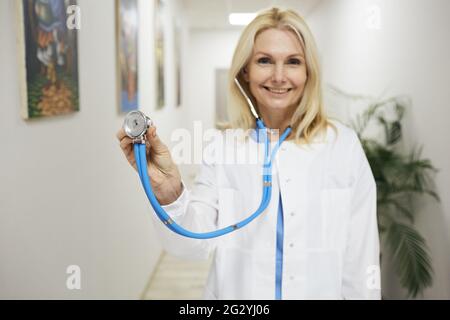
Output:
[120, 136, 132, 150]
[117, 132, 136, 167]
[123, 143, 134, 159]
[116, 128, 127, 141]
[117, 126, 170, 173]
[146, 126, 167, 154]
[146, 126, 156, 142]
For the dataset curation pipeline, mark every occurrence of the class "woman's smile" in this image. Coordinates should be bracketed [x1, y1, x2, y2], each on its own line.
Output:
[262, 85, 293, 96]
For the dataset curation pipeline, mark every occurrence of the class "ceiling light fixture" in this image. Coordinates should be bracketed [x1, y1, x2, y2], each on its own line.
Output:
[228, 13, 257, 26]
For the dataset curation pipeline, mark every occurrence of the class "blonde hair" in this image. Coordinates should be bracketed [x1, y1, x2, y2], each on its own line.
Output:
[226, 7, 332, 144]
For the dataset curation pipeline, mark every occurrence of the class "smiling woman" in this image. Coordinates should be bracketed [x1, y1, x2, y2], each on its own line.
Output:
[242, 28, 308, 137]
[228, 7, 329, 144]
[117, 6, 381, 300]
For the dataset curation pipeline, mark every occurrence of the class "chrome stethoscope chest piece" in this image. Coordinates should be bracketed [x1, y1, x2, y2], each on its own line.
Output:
[123, 110, 153, 143]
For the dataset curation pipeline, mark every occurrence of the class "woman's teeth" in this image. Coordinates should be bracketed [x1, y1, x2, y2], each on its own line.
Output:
[264, 86, 291, 94]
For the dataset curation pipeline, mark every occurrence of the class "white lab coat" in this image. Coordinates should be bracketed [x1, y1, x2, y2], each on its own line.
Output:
[150, 120, 381, 300]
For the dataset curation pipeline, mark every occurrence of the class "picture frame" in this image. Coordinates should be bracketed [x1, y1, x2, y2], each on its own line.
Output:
[154, 0, 165, 110]
[174, 17, 182, 108]
[17, 0, 80, 120]
[117, 0, 139, 113]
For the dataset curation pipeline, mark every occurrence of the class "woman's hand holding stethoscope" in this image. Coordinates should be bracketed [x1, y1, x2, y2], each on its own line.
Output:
[116, 124, 183, 205]
[115, 78, 291, 239]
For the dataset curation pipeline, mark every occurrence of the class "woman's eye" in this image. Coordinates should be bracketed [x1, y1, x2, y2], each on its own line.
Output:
[257, 57, 271, 64]
[288, 58, 302, 65]
[256, 57, 302, 65]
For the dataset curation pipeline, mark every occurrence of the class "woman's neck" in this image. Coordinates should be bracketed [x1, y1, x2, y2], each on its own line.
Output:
[259, 108, 295, 141]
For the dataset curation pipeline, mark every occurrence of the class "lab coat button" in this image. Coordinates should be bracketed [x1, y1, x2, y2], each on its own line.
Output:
[290, 212, 295, 217]
[290, 276, 295, 281]
[285, 178, 291, 183]
[289, 243, 294, 248]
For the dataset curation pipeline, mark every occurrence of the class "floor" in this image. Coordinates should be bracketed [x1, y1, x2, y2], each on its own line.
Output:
[142, 251, 213, 300]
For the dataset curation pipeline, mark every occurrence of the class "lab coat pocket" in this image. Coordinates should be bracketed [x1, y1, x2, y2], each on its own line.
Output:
[320, 188, 352, 248]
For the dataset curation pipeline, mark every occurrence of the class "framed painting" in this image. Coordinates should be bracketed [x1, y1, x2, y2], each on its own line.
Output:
[117, 0, 139, 113]
[17, 0, 80, 120]
[174, 17, 181, 108]
[154, 0, 165, 110]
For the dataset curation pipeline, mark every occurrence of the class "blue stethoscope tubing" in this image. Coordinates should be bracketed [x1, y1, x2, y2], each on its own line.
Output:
[134, 118, 292, 239]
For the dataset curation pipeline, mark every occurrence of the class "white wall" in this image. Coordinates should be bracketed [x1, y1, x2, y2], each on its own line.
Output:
[180, 29, 241, 180]
[306, 0, 450, 298]
[0, 0, 186, 299]
[183, 29, 241, 130]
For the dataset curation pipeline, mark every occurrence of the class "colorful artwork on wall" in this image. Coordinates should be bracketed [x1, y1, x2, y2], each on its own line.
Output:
[17, 0, 80, 120]
[174, 17, 182, 108]
[117, 0, 139, 113]
[155, 0, 165, 109]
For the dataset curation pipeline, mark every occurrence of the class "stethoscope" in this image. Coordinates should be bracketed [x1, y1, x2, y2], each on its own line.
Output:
[122, 78, 292, 239]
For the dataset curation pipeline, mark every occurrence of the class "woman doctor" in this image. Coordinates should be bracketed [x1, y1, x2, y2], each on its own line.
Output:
[116, 7, 381, 300]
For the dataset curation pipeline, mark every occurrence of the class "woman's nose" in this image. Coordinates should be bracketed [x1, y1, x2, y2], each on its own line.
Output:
[272, 63, 287, 83]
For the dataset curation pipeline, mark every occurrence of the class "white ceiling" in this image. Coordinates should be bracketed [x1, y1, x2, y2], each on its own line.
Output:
[179, 0, 323, 30]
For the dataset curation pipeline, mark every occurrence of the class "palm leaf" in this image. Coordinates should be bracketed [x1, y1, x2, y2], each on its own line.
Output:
[379, 199, 414, 223]
[377, 117, 402, 146]
[385, 222, 433, 298]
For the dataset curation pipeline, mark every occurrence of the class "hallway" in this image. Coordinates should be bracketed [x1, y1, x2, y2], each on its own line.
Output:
[143, 252, 213, 300]
[1, 0, 450, 300]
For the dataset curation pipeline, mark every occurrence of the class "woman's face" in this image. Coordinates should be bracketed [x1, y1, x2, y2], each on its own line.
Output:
[244, 28, 307, 117]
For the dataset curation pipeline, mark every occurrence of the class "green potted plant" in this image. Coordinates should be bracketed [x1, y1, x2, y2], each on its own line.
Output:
[330, 87, 439, 298]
